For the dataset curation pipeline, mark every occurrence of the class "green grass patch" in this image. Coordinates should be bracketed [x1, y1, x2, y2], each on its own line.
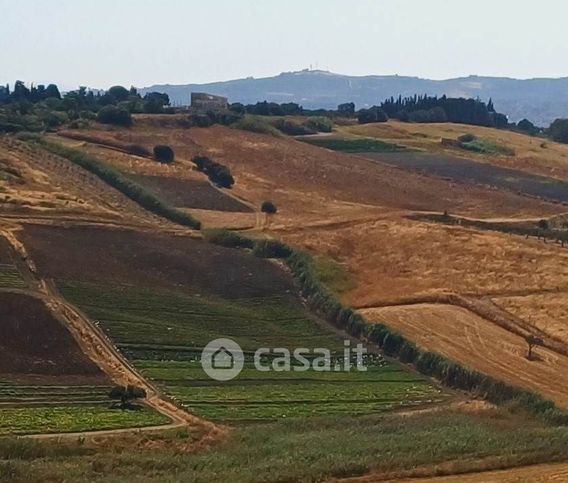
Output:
[0, 406, 169, 435]
[312, 255, 356, 295]
[458, 136, 515, 156]
[0, 384, 112, 405]
[232, 116, 282, 136]
[3, 410, 568, 481]
[302, 137, 406, 153]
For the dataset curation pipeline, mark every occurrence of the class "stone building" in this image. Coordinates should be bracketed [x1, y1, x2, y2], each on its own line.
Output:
[190, 92, 228, 112]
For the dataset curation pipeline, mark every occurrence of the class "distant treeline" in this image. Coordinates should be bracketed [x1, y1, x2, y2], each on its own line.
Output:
[0, 81, 171, 132]
[4, 79, 568, 144]
[379, 94, 508, 128]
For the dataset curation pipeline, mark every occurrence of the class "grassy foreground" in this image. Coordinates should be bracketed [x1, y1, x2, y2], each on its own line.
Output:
[2, 410, 568, 481]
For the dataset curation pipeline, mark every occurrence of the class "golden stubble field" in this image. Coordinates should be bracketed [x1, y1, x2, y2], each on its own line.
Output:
[493, 293, 568, 346]
[341, 120, 568, 180]
[281, 217, 568, 307]
[359, 303, 568, 408]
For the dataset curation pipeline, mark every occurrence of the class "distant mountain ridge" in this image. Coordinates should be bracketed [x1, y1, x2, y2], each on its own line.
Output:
[139, 70, 568, 126]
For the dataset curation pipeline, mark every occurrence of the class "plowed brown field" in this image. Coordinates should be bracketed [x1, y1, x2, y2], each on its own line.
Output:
[0, 292, 107, 383]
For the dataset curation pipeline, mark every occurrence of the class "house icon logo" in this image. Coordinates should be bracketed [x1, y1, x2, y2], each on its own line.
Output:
[201, 338, 244, 381]
[212, 346, 234, 369]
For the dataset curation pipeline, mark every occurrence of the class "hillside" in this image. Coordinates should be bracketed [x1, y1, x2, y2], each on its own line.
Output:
[140, 70, 568, 125]
[2, 116, 568, 481]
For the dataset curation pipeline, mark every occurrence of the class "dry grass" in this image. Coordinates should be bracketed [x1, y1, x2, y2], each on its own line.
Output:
[360, 303, 568, 408]
[282, 217, 568, 307]
[340, 120, 568, 180]
[493, 293, 568, 345]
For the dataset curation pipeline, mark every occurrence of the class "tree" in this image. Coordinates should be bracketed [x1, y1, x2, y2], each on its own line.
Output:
[517, 118, 537, 135]
[108, 384, 147, 409]
[153, 144, 174, 163]
[261, 201, 277, 214]
[107, 85, 130, 102]
[525, 335, 543, 360]
[338, 102, 355, 117]
[97, 105, 132, 127]
[548, 119, 568, 144]
[538, 219, 549, 230]
[357, 107, 388, 124]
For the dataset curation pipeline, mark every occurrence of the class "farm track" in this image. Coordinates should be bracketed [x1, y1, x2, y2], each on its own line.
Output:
[0, 227, 225, 444]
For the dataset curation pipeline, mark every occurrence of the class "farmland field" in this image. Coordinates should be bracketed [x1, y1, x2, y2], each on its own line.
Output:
[0, 292, 106, 382]
[360, 303, 568, 408]
[362, 151, 568, 203]
[59, 281, 342, 354]
[19, 223, 448, 421]
[493, 293, 568, 345]
[341, 120, 568, 180]
[300, 136, 406, 153]
[136, 359, 445, 421]
[0, 405, 168, 435]
[128, 175, 253, 212]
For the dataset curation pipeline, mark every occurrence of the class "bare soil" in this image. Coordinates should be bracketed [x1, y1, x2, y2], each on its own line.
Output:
[0, 292, 107, 382]
[21, 224, 296, 299]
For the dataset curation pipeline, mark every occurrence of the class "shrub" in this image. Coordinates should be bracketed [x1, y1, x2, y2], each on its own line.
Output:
[153, 145, 174, 163]
[548, 118, 568, 144]
[261, 201, 277, 214]
[96, 105, 132, 127]
[233, 116, 281, 136]
[191, 156, 234, 188]
[204, 229, 254, 249]
[126, 144, 151, 157]
[272, 119, 315, 136]
[252, 239, 293, 259]
[305, 116, 333, 133]
[357, 107, 388, 124]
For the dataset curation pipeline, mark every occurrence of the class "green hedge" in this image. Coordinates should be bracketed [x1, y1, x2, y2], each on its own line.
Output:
[30, 138, 201, 229]
[208, 231, 568, 425]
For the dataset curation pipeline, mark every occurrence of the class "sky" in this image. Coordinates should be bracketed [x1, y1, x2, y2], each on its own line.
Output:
[2, 0, 568, 90]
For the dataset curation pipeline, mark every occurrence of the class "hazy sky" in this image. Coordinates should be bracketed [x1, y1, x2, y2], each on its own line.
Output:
[2, 0, 568, 89]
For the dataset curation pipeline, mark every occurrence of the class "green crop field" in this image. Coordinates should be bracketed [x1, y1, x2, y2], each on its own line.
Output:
[0, 265, 26, 288]
[59, 281, 343, 354]
[0, 383, 169, 435]
[0, 406, 169, 435]
[58, 280, 447, 422]
[136, 360, 446, 421]
[301, 137, 406, 153]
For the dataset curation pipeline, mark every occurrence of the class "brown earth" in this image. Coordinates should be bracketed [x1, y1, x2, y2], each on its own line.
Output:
[21, 223, 297, 299]
[359, 303, 568, 408]
[341, 120, 568, 180]
[127, 174, 252, 212]
[0, 291, 107, 382]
